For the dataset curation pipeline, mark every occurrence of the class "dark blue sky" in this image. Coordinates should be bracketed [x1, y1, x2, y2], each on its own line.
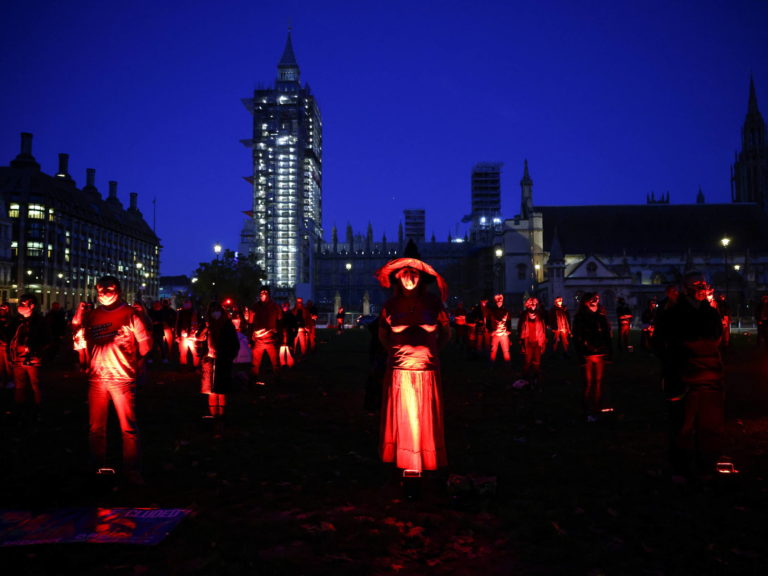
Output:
[2, 1, 766, 276]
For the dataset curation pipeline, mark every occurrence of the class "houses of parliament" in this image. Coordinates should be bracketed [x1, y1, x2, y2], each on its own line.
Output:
[2, 32, 767, 322]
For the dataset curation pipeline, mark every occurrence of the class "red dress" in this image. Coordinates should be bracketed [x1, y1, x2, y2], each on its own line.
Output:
[378, 290, 450, 472]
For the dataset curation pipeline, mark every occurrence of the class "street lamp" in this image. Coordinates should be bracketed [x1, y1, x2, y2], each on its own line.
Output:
[721, 236, 731, 299]
[345, 262, 352, 315]
[494, 246, 503, 294]
[213, 243, 222, 260]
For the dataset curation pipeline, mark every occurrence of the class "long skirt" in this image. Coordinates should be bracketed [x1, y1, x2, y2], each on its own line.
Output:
[380, 368, 447, 472]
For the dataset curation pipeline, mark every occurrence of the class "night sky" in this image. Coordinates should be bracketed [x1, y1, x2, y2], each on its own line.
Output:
[1, 0, 766, 276]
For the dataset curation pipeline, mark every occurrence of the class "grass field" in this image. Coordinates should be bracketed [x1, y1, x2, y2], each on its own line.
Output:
[1, 328, 767, 575]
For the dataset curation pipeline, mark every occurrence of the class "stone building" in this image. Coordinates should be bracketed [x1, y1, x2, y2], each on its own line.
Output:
[0, 133, 160, 310]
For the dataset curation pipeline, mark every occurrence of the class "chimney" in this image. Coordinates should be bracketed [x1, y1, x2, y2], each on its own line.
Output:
[11, 132, 40, 169]
[57, 153, 70, 178]
[21, 133, 33, 156]
[86, 168, 96, 188]
[108, 181, 118, 200]
[130, 192, 138, 211]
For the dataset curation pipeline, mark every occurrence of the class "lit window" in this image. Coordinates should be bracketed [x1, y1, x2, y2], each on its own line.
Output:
[9, 203, 20, 218]
[28, 204, 45, 220]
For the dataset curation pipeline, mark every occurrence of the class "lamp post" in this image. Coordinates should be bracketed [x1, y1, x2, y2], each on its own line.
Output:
[213, 243, 222, 260]
[721, 237, 731, 300]
[345, 262, 352, 316]
[494, 246, 503, 294]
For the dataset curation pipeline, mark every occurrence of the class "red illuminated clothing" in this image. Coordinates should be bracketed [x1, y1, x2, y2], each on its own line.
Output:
[80, 302, 153, 383]
[379, 290, 450, 472]
[518, 308, 547, 383]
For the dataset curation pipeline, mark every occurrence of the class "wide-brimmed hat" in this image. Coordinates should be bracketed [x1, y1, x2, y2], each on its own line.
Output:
[374, 257, 448, 301]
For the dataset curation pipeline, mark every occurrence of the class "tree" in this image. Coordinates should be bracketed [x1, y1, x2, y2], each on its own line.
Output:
[190, 249, 265, 308]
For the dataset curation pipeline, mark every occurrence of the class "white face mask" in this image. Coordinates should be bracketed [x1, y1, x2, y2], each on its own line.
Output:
[211, 311, 222, 320]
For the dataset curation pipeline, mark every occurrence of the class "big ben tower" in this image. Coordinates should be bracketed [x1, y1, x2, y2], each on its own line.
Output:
[240, 31, 323, 295]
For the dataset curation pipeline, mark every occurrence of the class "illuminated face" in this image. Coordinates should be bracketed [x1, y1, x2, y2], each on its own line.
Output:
[398, 268, 420, 291]
[494, 294, 504, 306]
[525, 298, 538, 310]
[685, 277, 709, 302]
[259, 290, 269, 302]
[554, 297, 563, 307]
[586, 296, 599, 312]
[96, 284, 119, 307]
[17, 300, 34, 318]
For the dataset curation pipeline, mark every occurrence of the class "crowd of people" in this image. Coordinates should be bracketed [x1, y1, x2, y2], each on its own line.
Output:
[2, 261, 767, 492]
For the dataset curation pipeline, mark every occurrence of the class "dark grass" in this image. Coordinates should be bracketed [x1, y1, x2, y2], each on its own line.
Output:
[1, 329, 767, 575]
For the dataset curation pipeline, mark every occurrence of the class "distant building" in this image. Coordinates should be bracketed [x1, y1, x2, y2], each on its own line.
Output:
[469, 162, 503, 243]
[0, 133, 160, 310]
[403, 209, 425, 243]
[239, 31, 323, 300]
[319, 79, 768, 324]
[500, 79, 768, 319]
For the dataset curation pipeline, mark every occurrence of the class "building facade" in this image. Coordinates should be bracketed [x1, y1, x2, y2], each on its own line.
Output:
[240, 31, 323, 299]
[499, 80, 768, 321]
[317, 79, 768, 326]
[0, 133, 160, 310]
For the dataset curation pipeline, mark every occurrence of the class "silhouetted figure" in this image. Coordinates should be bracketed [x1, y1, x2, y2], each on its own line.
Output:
[653, 272, 725, 483]
[548, 296, 571, 357]
[616, 297, 633, 353]
[573, 293, 612, 422]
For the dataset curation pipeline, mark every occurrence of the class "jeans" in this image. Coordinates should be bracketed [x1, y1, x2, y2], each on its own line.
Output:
[252, 336, 279, 376]
[89, 379, 140, 472]
[489, 334, 511, 362]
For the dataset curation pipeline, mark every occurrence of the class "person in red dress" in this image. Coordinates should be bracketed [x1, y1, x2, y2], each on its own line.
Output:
[375, 256, 451, 483]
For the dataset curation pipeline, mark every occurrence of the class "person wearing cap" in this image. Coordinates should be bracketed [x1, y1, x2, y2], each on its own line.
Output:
[375, 256, 451, 482]
[652, 271, 725, 483]
[573, 292, 612, 422]
[72, 275, 153, 484]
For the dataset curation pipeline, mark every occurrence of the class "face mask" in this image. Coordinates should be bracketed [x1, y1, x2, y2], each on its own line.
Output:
[211, 311, 222, 320]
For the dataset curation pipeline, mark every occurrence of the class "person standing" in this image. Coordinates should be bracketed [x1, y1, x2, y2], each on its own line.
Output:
[518, 297, 548, 388]
[175, 298, 201, 368]
[10, 294, 49, 422]
[548, 296, 572, 358]
[640, 299, 658, 353]
[199, 301, 240, 429]
[292, 297, 310, 360]
[375, 256, 451, 486]
[72, 276, 152, 484]
[573, 293, 612, 422]
[486, 294, 512, 365]
[305, 299, 319, 352]
[653, 272, 725, 482]
[616, 297, 633, 353]
[248, 287, 282, 383]
[715, 294, 731, 353]
[0, 302, 14, 414]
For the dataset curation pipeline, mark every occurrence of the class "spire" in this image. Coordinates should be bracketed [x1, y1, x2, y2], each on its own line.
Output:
[520, 159, 534, 219]
[748, 75, 761, 117]
[277, 29, 300, 85]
